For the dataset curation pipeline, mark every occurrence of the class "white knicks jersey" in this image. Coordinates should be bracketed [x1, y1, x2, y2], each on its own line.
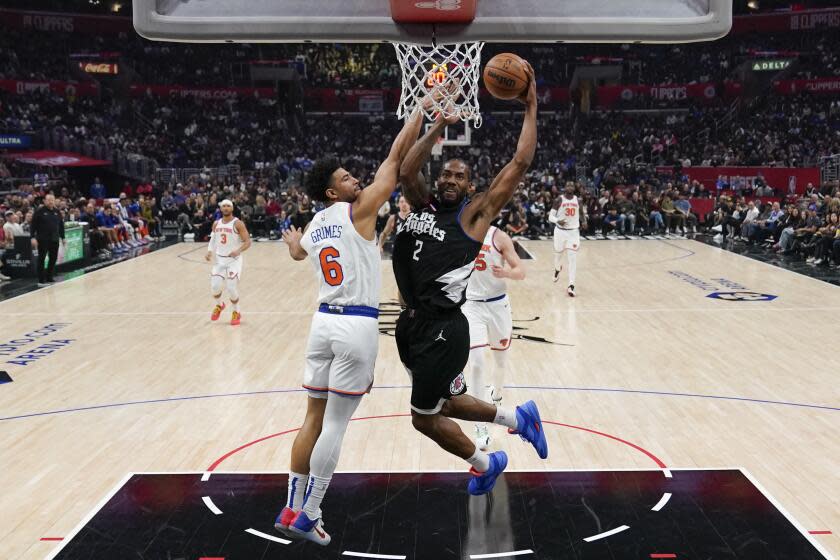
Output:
[552, 195, 581, 230]
[300, 202, 380, 309]
[213, 217, 243, 257]
[466, 226, 506, 300]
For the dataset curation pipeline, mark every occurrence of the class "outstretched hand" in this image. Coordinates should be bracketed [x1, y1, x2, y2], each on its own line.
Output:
[281, 225, 302, 246]
[517, 60, 537, 107]
[421, 78, 461, 112]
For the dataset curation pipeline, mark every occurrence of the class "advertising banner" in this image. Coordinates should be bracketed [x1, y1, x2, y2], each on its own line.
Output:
[772, 78, 840, 95]
[0, 8, 133, 34]
[657, 166, 820, 194]
[731, 7, 840, 35]
[0, 79, 99, 97]
[128, 84, 275, 100]
[0, 135, 31, 149]
[596, 82, 742, 107]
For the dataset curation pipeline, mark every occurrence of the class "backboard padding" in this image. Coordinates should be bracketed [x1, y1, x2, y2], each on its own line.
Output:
[134, 0, 732, 44]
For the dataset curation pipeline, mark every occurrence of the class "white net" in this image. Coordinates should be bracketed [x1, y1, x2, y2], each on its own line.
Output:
[394, 41, 485, 128]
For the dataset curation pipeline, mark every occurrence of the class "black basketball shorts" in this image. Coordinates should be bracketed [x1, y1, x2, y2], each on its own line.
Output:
[395, 308, 470, 415]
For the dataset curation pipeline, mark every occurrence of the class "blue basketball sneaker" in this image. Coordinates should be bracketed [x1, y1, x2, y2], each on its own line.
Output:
[509, 400, 548, 459]
[289, 510, 331, 545]
[467, 451, 508, 495]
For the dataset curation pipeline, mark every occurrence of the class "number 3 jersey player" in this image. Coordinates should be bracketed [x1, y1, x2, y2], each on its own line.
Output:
[393, 61, 547, 496]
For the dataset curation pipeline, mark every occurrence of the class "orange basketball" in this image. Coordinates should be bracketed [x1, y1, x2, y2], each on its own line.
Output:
[483, 53, 529, 100]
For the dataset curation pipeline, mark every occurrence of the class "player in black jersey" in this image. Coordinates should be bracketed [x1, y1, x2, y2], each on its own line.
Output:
[393, 61, 548, 495]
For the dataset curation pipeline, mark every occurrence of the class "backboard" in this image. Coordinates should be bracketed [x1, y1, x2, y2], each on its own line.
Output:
[134, 0, 732, 45]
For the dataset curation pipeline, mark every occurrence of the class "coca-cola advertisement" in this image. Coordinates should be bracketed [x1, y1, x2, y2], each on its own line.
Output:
[79, 62, 120, 75]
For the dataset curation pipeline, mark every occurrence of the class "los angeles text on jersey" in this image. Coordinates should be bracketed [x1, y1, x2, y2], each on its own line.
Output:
[309, 224, 343, 243]
[398, 212, 446, 241]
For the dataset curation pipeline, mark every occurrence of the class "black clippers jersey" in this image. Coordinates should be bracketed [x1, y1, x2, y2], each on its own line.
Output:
[393, 198, 483, 314]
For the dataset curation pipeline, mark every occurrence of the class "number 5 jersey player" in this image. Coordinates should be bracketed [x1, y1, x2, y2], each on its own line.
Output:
[393, 60, 548, 497]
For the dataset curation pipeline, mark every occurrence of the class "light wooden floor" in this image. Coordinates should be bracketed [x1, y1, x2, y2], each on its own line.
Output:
[1, 239, 838, 558]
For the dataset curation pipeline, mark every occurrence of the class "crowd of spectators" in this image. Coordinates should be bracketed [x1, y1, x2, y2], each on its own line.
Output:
[3, 3, 840, 281]
[2, 15, 839, 89]
[4, 89, 838, 187]
[709, 186, 840, 266]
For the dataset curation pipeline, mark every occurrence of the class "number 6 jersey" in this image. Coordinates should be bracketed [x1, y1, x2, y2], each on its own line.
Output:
[300, 201, 381, 309]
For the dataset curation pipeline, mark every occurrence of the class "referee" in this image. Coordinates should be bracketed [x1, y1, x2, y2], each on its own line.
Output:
[30, 193, 65, 286]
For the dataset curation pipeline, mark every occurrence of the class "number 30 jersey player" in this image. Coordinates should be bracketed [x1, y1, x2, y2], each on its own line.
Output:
[549, 182, 586, 297]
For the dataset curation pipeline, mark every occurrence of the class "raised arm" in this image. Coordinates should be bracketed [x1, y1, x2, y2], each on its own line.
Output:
[352, 109, 425, 228]
[462, 62, 537, 239]
[398, 116, 449, 208]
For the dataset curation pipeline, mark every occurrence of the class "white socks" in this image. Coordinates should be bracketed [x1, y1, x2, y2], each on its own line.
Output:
[466, 447, 491, 473]
[567, 250, 577, 285]
[287, 471, 307, 510]
[231, 300, 240, 312]
[302, 474, 331, 519]
[493, 406, 518, 431]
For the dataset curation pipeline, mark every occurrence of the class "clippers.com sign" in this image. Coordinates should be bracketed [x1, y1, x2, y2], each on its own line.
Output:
[79, 62, 119, 75]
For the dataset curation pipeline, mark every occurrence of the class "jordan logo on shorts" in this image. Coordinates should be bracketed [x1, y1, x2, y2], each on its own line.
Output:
[435, 329, 446, 342]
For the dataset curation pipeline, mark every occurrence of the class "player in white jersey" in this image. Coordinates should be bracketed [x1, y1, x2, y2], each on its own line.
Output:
[549, 182, 586, 297]
[274, 106, 429, 545]
[462, 225, 525, 450]
[205, 199, 251, 325]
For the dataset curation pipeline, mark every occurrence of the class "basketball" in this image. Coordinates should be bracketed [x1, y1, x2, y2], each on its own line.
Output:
[483, 53, 529, 100]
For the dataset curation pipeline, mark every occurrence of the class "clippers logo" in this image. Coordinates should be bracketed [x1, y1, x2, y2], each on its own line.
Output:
[415, 0, 461, 10]
[449, 372, 466, 395]
[707, 291, 778, 302]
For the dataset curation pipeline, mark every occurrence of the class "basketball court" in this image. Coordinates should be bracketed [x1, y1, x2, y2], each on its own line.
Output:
[1, 238, 837, 559]
[2, 1, 837, 558]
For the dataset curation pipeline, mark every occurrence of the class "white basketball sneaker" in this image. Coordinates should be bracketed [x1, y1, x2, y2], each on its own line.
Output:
[475, 424, 491, 451]
[489, 385, 503, 406]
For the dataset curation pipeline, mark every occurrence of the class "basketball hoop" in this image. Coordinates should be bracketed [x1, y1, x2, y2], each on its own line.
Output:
[394, 41, 485, 127]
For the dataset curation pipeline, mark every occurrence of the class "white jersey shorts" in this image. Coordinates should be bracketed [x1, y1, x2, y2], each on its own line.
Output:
[462, 295, 513, 351]
[211, 254, 243, 280]
[553, 228, 581, 253]
[303, 311, 379, 397]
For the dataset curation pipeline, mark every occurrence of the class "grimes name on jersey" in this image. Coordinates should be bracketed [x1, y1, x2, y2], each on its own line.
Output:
[309, 224, 343, 244]
[398, 212, 446, 241]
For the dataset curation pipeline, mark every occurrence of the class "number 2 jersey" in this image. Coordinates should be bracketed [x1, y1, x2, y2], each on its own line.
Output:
[392, 198, 483, 315]
[299, 201, 380, 309]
